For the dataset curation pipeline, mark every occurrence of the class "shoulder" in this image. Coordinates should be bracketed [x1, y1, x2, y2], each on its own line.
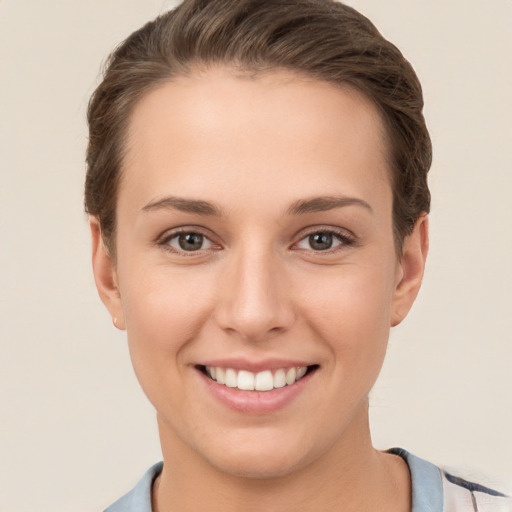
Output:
[103, 462, 163, 512]
[388, 448, 512, 512]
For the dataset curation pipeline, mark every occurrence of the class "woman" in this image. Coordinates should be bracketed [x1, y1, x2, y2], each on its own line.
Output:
[85, 1, 511, 510]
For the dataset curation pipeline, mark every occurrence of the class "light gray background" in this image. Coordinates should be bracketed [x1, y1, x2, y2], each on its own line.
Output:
[1, 1, 511, 511]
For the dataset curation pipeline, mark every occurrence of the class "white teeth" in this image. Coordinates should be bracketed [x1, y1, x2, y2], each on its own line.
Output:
[255, 370, 273, 391]
[237, 370, 255, 390]
[204, 365, 310, 391]
[273, 368, 286, 388]
[225, 368, 237, 388]
[216, 367, 225, 384]
[296, 366, 307, 379]
[285, 367, 297, 385]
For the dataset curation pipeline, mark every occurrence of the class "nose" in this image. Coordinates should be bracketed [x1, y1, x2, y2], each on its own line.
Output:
[213, 244, 295, 342]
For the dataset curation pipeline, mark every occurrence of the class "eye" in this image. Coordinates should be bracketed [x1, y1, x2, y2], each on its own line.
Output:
[165, 231, 214, 252]
[295, 230, 353, 251]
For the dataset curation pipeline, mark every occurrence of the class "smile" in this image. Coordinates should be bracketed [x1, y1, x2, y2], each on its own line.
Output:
[200, 365, 315, 391]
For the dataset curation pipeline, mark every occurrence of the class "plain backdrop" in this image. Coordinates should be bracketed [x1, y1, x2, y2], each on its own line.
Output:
[1, 1, 511, 511]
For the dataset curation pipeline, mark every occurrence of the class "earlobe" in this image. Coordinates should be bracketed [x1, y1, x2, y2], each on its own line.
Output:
[390, 214, 429, 327]
[90, 218, 126, 330]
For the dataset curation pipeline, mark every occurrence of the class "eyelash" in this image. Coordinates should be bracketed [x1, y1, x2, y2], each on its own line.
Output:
[157, 227, 356, 255]
[293, 228, 356, 253]
[158, 228, 218, 255]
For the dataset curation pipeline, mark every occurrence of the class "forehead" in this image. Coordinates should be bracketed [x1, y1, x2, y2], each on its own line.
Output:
[120, 67, 391, 214]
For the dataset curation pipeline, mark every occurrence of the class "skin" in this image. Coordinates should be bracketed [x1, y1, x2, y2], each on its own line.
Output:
[91, 68, 428, 512]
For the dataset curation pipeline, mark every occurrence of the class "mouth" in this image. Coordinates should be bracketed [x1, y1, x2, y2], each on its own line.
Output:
[196, 364, 319, 392]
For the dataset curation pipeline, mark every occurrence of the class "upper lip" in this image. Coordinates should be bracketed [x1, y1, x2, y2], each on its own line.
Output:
[196, 358, 315, 373]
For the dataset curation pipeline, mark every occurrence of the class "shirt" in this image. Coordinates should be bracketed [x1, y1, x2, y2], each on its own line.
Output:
[104, 448, 511, 511]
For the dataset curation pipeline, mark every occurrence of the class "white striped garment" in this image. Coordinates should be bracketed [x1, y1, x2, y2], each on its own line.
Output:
[389, 448, 512, 512]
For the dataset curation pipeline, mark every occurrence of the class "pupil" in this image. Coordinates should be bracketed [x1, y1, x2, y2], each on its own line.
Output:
[310, 232, 332, 250]
[179, 233, 203, 251]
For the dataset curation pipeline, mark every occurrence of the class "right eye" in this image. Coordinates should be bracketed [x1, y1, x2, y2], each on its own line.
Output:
[294, 229, 355, 253]
[164, 231, 214, 252]
[297, 232, 342, 251]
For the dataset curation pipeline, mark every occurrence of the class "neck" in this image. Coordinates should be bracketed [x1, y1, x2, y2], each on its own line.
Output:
[153, 404, 411, 512]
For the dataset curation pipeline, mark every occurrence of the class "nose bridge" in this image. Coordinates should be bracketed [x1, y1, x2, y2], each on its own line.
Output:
[215, 240, 293, 341]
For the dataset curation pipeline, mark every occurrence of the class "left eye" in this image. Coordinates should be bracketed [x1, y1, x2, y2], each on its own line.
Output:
[166, 232, 213, 252]
[296, 231, 344, 251]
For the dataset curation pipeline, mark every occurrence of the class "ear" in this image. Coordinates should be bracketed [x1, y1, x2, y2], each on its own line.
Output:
[390, 214, 429, 327]
[90, 218, 126, 330]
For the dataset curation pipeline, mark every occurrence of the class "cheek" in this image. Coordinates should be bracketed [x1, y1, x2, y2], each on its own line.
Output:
[118, 264, 215, 383]
[297, 260, 396, 369]
[121, 255, 212, 332]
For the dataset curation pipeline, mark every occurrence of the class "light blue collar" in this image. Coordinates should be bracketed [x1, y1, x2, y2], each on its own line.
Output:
[104, 461, 162, 512]
[105, 449, 443, 512]
[388, 448, 444, 512]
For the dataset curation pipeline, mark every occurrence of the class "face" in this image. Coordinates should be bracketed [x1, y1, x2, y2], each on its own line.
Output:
[92, 68, 427, 479]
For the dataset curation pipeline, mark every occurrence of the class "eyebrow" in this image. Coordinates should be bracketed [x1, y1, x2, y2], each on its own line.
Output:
[142, 196, 221, 216]
[141, 194, 372, 217]
[287, 196, 373, 215]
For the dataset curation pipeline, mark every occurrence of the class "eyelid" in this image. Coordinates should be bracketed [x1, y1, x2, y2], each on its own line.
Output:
[155, 225, 356, 255]
[292, 226, 357, 252]
[157, 226, 221, 254]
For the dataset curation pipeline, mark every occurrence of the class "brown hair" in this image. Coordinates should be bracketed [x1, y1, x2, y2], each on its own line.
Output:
[85, 0, 431, 256]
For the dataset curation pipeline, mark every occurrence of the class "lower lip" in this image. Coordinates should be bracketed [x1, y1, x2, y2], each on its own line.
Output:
[197, 368, 314, 414]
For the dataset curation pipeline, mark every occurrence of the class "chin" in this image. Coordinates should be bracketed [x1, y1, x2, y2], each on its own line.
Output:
[199, 431, 320, 480]
[211, 451, 305, 480]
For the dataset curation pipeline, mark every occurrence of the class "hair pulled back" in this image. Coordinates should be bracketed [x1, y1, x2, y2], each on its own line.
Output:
[85, 0, 431, 255]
